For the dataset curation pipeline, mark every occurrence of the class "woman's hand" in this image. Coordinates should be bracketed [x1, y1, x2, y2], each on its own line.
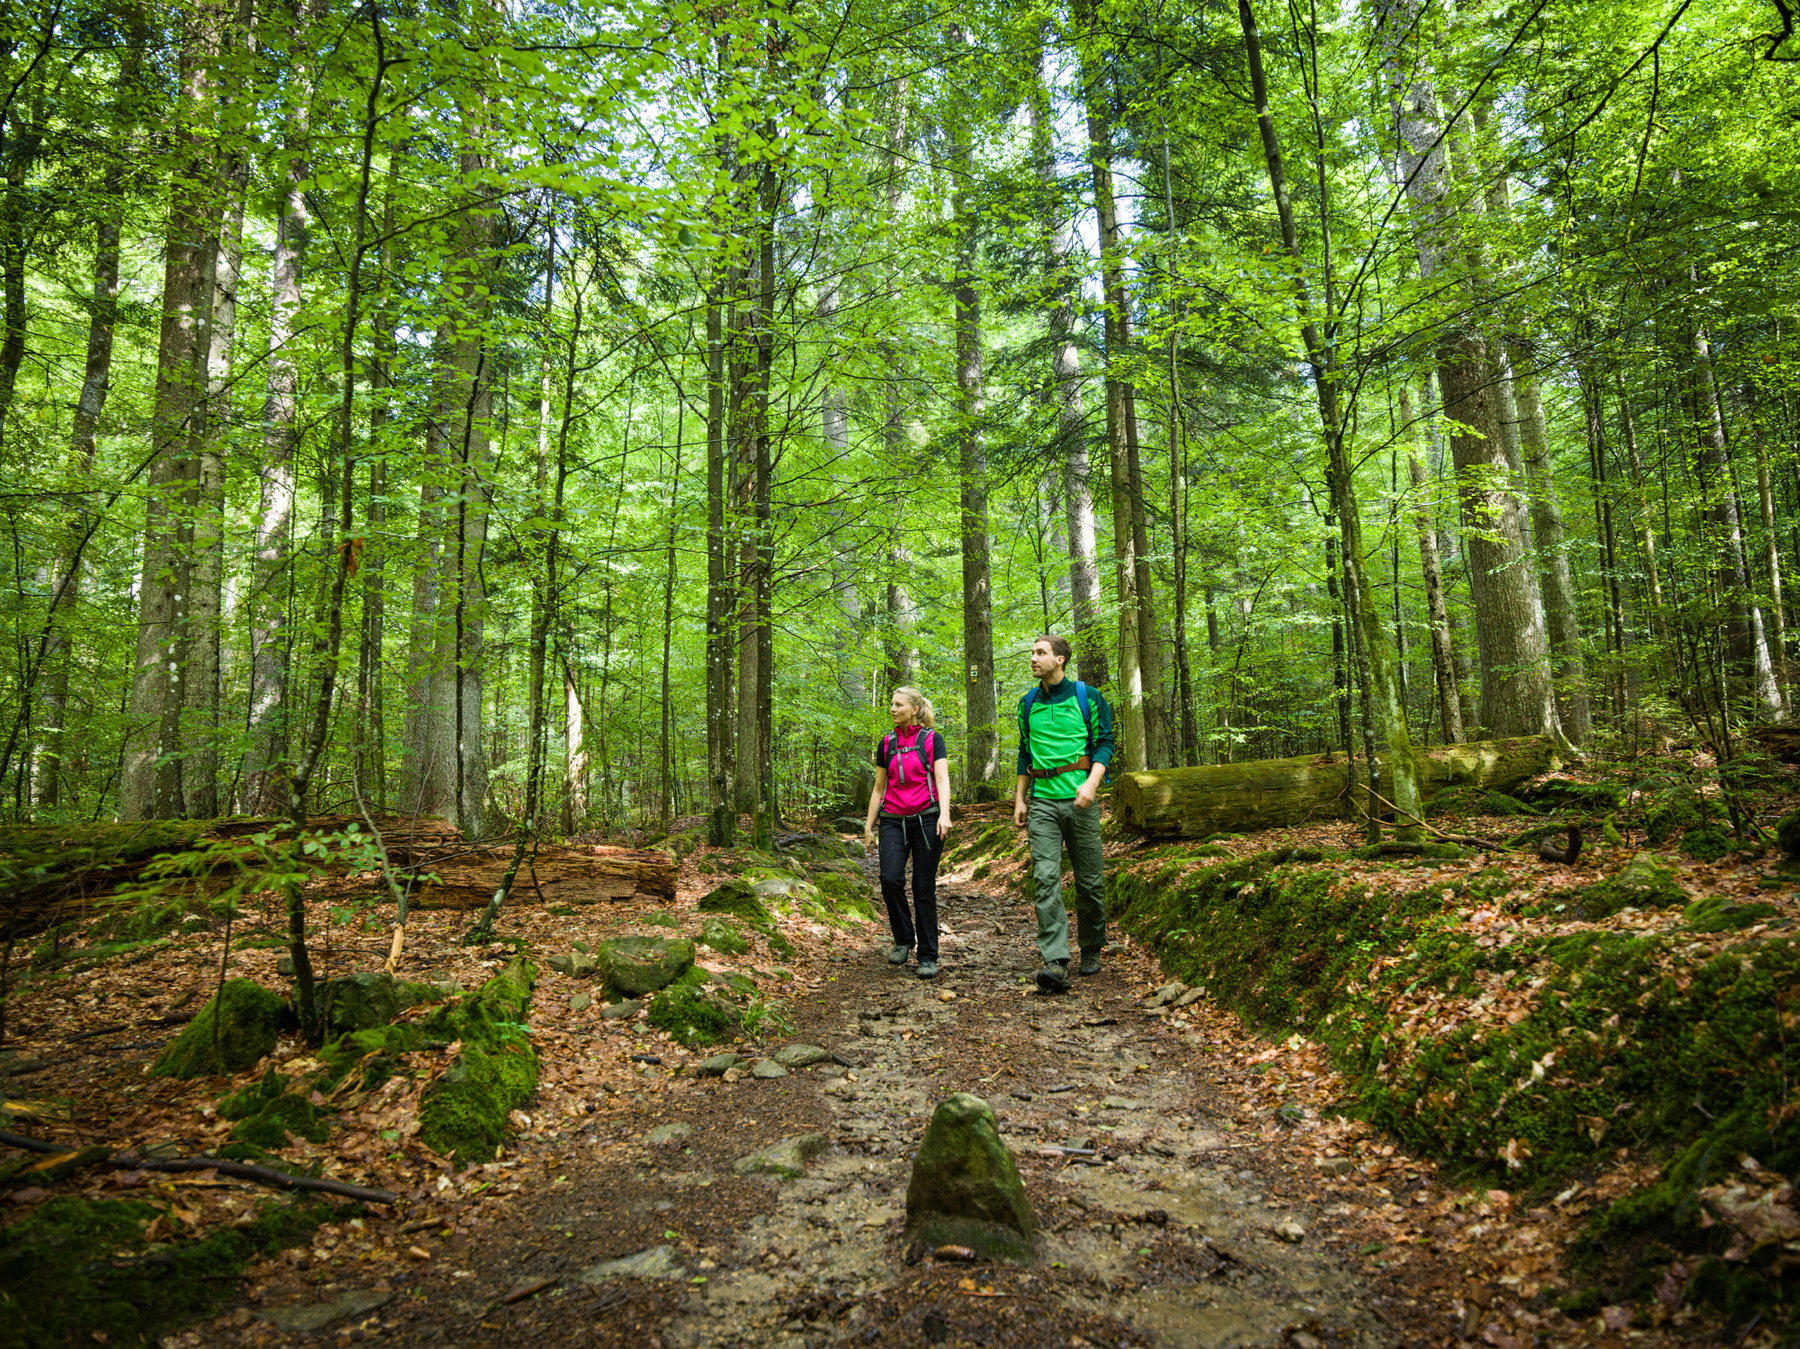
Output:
[863, 822, 876, 851]
[937, 814, 951, 841]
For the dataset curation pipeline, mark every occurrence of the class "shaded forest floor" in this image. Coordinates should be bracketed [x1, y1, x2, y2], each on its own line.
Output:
[1, 768, 1795, 1347]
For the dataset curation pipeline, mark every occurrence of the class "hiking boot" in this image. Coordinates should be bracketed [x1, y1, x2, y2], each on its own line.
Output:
[916, 960, 939, 980]
[1078, 951, 1101, 977]
[1035, 960, 1070, 993]
[888, 945, 911, 966]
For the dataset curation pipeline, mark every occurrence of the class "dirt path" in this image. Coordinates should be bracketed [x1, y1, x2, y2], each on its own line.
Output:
[215, 867, 1467, 1349]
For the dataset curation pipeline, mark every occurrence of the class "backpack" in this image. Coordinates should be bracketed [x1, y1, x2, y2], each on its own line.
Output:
[1020, 680, 1107, 782]
[881, 728, 937, 808]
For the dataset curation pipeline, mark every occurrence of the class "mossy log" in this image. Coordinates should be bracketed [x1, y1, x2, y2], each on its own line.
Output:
[1112, 736, 1560, 838]
[412, 844, 676, 910]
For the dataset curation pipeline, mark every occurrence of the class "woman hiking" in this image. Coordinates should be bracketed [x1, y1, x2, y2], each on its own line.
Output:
[863, 687, 952, 979]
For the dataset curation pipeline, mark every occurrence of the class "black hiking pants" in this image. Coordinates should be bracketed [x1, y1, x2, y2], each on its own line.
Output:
[877, 809, 941, 961]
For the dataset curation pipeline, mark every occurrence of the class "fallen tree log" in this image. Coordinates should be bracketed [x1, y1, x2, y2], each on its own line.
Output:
[411, 844, 677, 910]
[1112, 736, 1560, 839]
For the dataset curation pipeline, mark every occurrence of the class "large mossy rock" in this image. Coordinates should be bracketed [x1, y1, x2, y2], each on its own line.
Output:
[698, 914, 749, 955]
[697, 879, 772, 925]
[417, 954, 538, 1162]
[151, 978, 284, 1079]
[1774, 809, 1800, 862]
[1645, 790, 1704, 845]
[905, 1093, 1035, 1261]
[599, 936, 694, 998]
[316, 971, 437, 1035]
[1580, 852, 1688, 919]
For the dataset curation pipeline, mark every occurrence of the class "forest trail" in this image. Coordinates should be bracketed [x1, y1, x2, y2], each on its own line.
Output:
[227, 864, 1453, 1349]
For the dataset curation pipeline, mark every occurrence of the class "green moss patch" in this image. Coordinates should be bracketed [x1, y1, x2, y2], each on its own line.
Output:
[219, 1068, 330, 1149]
[1110, 843, 1800, 1335]
[698, 879, 773, 924]
[647, 983, 737, 1047]
[699, 914, 749, 955]
[151, 979, 285, 1079]
[0, 1193, 338, 1347]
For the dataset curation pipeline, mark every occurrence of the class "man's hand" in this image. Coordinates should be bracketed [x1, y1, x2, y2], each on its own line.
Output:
[1074, 781, 1097, 809]
[1013, 799, 1028, 827]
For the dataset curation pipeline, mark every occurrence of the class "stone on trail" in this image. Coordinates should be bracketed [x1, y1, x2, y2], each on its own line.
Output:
[599, 936, 694, 997]
[771, 1043, 829, 1068]
[600, 998, 642, 1020]
[1274, 1219, 1307, 1243]
[569, 992, 592, 1013]
[1143, 982, 1186, 1008]
[316, 970, 439, 1034]
[547, 950, 599, 978]
[695, 1052, 745, 1076]
[751, 1058, 788, 1079]
[647, 1122, 693, 1145]
[255, 1290, 392, 1333]
[734, 1133, 828, 1179]
[904, 1092, 1036, 1262]
[577, 1245, 683, 1282]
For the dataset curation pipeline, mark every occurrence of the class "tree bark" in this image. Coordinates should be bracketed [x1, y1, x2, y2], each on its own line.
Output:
[1400, 384, 1463, 745]
[948, 42, 997, 785]
[123, 1, 229, 820]
[1115, 736, 1560, 838]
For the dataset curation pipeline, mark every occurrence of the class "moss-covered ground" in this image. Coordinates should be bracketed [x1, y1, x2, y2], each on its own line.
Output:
[1107, 821, 1799, 1336]
[0, 1193, 342, 1347]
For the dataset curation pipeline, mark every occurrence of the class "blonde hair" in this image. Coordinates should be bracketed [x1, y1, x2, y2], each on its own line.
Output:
[892, 686, 935, 729]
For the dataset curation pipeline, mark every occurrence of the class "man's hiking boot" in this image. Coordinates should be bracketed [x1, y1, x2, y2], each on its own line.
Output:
[1035, 960, 1070, 993]
[1078, 951, 1101, 977]
[916, 960, 939, 980]
[888, 945, 912, 966]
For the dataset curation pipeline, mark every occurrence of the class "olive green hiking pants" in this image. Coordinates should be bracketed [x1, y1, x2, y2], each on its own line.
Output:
[1026, 796, 1107, 965]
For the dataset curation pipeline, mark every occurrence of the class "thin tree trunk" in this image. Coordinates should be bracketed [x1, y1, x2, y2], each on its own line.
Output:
[355, 149, 398, 811]
[947, 46, 997, 785]
[1072, 0, 1145, 770]
[35, 15, 146, 807]
[1240, 0, 1421, 837]
[1400, 385, 1463, 745]
[704, 253, 734, 847]
[1749, 394, 1789, 705]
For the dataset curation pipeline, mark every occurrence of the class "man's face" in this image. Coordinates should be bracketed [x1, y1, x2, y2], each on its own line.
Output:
[1030, 640, 1064, 682]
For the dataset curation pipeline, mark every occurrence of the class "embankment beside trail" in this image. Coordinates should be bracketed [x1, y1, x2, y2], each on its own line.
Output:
[1109, 842, 1798, 1329]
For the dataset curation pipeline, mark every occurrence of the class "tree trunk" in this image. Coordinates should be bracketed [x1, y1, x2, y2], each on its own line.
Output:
[35, 16, 146, 807]
[355, 151, 399, 811]
[948, 50, 997, 784]
[1240, 0, 1422, 837]
[1400, 385, 1463, 745]
[1689, 322, 1781, 714]
[1072, 0, 1145, 770]
[184, 145, 249, 820]
[1115, 736, 1560, 838]
[242, 94, 312, 813]
[123, 2, 229, 820]
[704, 256, 735, 847]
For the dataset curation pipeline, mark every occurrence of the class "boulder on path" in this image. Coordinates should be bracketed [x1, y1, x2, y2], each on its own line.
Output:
[905, 1092, 1035, 1261]
[599, 936, 694, 997]
[772, 1043, 829, 1068]
[697, 879, 772, 925]
[547, 950, 599, 978]
[734, 1133, 828, 1179]
[695, 1052, 746, 1077]
[577, 1246, 683, 1282]
[152, 978, 284, 1079]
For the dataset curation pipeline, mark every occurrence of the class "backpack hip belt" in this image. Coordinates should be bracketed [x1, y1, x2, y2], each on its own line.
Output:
[1028, 755, 1092, 780]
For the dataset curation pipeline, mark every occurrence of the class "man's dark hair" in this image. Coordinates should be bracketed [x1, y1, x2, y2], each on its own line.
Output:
[1034, 633, 1073, 665]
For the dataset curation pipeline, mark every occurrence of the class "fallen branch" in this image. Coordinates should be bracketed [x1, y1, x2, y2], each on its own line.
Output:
[124, 1156, 398, 1204]
[1361, 787, 1513, 852]
[1, 1128, 398, 1204]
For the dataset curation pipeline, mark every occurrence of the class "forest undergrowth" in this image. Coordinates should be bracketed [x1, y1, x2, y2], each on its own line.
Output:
[1, 751, 1797, 1346]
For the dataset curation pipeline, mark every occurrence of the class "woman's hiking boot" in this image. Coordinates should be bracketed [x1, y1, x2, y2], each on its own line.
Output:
[1035, 959, 1070, 993]
[888, 944, 912, 966]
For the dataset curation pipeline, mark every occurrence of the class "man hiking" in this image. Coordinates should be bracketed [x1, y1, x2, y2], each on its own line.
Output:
[1012, 634, 1115, 993]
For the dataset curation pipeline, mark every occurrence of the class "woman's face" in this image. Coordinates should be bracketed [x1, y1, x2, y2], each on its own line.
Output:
[889, 693, 915, 726]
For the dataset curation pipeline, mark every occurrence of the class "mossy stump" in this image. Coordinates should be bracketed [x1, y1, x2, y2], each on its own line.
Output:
[151, 978, 284, 1079]
[905, 1093, 1035, 1262]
